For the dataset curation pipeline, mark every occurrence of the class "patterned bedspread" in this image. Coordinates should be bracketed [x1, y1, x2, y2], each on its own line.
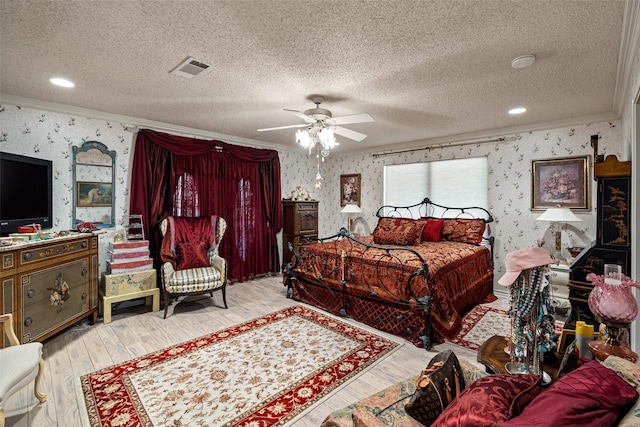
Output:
[290, 236, 495, 340]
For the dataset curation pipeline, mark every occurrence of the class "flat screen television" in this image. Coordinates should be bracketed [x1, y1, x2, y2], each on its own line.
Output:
[0, 152, 53, 236]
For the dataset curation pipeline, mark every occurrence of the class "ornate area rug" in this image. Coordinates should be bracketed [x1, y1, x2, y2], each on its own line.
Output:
[78, 305, 401, 426]
[448, 305, 565, 351]
[447, 306, 510, 351]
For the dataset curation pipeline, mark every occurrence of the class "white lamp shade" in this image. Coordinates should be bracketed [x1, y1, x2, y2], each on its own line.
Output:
[341, 204, 363, 214]
[536, 207, 582, 222]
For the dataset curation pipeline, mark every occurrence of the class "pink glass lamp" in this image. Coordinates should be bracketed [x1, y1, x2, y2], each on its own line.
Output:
[587, 265, 639, 363]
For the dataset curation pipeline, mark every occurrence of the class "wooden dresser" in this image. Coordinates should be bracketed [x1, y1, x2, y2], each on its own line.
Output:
[0, 233, 99, 344]
[282, 200, 319, 266]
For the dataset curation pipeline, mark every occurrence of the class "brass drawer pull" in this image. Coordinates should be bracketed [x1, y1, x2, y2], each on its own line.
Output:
[28, 289, 36, 298]
[82, 292, 88, 300]
[81, 241, 87, 248]
[24, 317, 33, 327]
[23, 252, 33, 261]
[82, 269, 88, 276]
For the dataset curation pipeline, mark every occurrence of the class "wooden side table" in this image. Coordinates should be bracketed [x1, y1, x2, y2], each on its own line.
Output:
[477, 335, 575, 380]
[101, 288, 160, 323]
[99, 269, 160, 323]
[477, 335, 511, 374]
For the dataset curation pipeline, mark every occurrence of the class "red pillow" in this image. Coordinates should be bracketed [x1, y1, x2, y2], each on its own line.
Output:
[422, 219, 444, 242]
[175, 241, 210, 270]
[432, 374, 541, 427]
[502, 360, 639, 427]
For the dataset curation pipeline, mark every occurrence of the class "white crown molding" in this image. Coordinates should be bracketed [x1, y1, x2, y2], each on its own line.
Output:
[344, 112, 619, 157]
[613, 0, 640, 116]
[0, 95, 620, 159]
[0, 94, 298, 153]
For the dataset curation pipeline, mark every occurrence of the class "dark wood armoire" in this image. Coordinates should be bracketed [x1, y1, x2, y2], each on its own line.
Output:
[282, 200, 319, 267]
[559, 155, 632, 351]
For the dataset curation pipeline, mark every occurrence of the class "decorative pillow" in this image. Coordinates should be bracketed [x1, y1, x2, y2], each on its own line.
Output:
[373, 217, 425, 246]
[502, 360, 639, 427]
[440, 218, 486, 244]
[603, 355, 640, 427]
[404, 350, 466, 425]
[431, 374, 541, 427]
[175, 240, 210, 270]
[422, 219, 444, 242]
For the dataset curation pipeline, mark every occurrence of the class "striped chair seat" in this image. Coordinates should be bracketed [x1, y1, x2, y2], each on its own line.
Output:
[165, 267, 222, 292]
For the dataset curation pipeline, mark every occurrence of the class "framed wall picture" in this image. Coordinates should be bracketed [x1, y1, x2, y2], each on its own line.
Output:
[76, 182, 113, 207]
[531, 155, 591, 211]
[340, 174, 361, 206]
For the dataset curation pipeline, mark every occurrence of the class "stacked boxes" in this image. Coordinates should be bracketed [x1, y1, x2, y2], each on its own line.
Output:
[107, 240, 153, 274]
[101, 240, 159, 322]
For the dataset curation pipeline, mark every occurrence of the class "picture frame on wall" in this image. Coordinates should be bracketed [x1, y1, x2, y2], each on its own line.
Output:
[76, 182, 113, 207]
[531, 155, 591, 211]
[340, 174, 361, 206]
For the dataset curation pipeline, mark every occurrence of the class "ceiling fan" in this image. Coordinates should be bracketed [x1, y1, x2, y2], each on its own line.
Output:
[257, 96, 374, 142]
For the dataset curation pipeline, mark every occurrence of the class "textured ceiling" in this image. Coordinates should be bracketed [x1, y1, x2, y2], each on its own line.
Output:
[0, 0, 628, 155]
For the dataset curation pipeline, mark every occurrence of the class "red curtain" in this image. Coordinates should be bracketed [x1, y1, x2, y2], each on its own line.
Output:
[129, 129, 282, 282]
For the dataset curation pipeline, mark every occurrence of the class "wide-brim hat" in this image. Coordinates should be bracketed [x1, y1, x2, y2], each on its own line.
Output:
[498, 247, 558, 286]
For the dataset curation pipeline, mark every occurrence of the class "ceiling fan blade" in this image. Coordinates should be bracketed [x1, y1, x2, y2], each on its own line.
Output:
[329, 113, 374, 125]
[284, 109, 316, 123]
[257, 123, 309, 132]
[333, 126, 367, 142]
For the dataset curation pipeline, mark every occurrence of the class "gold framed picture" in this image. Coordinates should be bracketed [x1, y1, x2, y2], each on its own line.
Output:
[340, 174, 361, 207]
[531, 156, 591, 211]
[76, 182, 113, 207]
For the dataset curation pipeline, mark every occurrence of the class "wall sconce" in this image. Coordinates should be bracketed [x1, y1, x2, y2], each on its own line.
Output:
[341, 204, 363, 234]
[536, 205, 582, 261]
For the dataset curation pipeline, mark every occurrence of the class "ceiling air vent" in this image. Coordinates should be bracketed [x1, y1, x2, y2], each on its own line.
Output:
[169, 57, 210, 79]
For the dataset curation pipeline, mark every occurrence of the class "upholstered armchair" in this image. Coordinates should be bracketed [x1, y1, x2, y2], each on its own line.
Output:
[0, 313, 47, 427]
[159, 216, 228, 318]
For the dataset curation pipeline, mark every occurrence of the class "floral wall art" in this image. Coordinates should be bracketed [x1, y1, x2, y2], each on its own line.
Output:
[531, 155, 590, 210]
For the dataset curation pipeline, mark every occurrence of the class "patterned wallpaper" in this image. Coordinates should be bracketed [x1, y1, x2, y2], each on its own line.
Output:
[0, 104, 626, 286]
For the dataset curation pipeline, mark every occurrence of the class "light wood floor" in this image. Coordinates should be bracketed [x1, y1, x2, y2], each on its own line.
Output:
[4, 276, 484, 427]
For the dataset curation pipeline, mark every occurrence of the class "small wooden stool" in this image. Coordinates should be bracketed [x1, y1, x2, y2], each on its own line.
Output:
[100, 288, 160, 323]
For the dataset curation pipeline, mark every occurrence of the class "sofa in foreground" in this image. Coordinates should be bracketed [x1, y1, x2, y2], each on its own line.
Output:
[322, 355, 640, 427]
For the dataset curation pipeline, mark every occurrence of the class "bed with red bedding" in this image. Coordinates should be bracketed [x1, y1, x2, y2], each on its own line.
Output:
[284, 198, 496, 349]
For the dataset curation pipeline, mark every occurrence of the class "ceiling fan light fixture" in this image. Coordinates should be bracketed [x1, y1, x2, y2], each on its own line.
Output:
[296, 128, 313, 150]
[319, 127, 336, 150]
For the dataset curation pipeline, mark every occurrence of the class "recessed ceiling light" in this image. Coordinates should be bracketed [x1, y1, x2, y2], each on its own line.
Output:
[509, 107, 527, 115]
[511, 55, 536, 69]
[49, 77, 75, 88]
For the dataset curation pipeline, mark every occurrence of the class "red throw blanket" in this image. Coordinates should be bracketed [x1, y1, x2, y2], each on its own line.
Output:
[160, 216, 218, 266]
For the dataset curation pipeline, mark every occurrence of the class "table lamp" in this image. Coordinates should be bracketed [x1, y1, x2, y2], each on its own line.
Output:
[535, 205, 581, 261]
[341, 204, 363, 234]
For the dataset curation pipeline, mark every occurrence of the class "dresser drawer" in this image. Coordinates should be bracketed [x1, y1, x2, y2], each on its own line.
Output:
[17, 238, 91, 267]
[296, 202, 318, 212]
[550, 283, 569, 300]
[549, 269, 569, 285]
[20, 280, 89, 343]
[21, 258, 89, 309]
[297, 211, 318, 234]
